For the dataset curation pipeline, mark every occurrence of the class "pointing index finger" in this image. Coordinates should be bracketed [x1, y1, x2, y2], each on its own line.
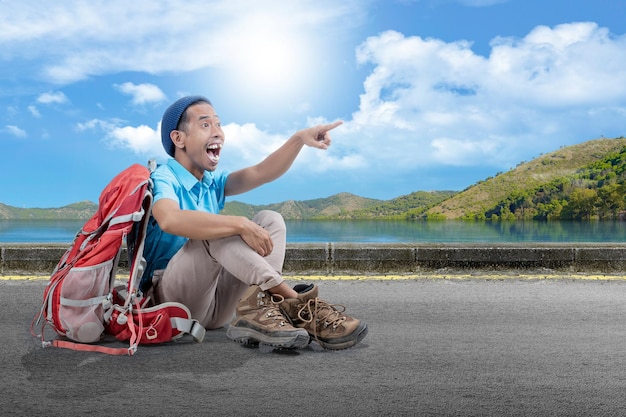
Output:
[324, 120, 343, 132]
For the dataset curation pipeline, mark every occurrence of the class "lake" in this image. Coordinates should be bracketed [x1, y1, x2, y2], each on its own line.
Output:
[1, 219, 625, 244]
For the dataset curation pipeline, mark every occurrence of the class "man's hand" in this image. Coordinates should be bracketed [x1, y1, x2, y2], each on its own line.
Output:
[296, 120, 343, 150]
[239, 218, 274, 257]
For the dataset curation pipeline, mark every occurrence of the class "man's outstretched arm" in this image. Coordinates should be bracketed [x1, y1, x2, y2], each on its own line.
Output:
[224, 121, 342, 197]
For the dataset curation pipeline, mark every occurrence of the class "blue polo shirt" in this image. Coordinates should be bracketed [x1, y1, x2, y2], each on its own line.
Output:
[140, 159, 229, 290]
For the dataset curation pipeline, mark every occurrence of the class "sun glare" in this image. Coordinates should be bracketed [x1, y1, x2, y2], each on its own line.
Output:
[214, 18, 319, 108]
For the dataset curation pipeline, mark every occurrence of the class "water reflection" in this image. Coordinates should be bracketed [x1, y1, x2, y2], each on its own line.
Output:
[0, 219, 85, 243]
[284, 220, 626, 243]
[1, 219, 625, 243]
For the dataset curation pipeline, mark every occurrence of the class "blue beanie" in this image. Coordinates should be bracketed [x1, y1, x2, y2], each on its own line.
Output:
[160, 95, 211, 157]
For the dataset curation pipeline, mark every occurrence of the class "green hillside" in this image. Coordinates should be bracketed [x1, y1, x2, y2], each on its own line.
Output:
[222, 192, 382, 219]
[0, 193, 383, 221]
[0, 201, 97, 220]
[424, 137, 626, 220]
[319, 191, 457, 219]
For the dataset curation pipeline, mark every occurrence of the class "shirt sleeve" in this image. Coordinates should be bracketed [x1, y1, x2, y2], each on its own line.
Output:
[215, 170, 229, 211]
[151, 165, 179, 205]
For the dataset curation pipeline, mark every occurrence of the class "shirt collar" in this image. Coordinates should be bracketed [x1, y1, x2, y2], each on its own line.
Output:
[167, 159, 214, 192]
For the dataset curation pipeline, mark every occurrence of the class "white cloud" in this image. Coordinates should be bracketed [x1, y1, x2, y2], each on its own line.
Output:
[108, 124, 165, 157]
[431, 137, 498, 166]
[78, 118, 166, 158]
[115, 82, 166, 105]
[6, 106, 18, 118]
[487, 23, 626, 106]
[21, 6, 623, 190]
[5, 125, 27, 138]
[219, 120, 366, 174]
[220, 122, 289, 170]
[95, 22, 626, 179]
[340, 23, 626, 175]
[76, 118, 114, 132]
[85, 117, 306, 170]
[0, 0, 363, 109]
[28, 106, 41, 118]
[37, 91, 68, 105]
[90, 117, 361, 177]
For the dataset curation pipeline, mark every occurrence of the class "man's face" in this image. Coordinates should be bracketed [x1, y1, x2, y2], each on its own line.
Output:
[174, 102, 224, 178]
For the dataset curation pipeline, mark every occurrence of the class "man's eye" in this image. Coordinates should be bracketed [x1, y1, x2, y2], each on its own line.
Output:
[202, 122, 209, 127]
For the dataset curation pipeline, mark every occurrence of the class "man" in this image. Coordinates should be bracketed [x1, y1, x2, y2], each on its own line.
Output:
[141, 95, 367, 350]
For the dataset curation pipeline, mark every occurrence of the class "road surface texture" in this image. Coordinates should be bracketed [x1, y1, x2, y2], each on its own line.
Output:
[2, 275, 626, 416]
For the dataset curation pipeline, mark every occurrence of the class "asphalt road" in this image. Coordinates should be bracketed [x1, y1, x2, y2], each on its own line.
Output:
[2, 276, 626, 416]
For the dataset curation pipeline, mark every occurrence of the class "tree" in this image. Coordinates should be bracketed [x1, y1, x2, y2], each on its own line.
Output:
[597, 184, 624, 219]
[562, 188, 599, 220]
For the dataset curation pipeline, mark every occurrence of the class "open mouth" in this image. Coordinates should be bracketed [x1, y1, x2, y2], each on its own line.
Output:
[207, 143, 222, 163]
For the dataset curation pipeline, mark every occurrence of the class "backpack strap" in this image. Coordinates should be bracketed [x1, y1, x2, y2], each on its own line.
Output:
[47, 339, 137, 356]
[170, 317, 206, 342]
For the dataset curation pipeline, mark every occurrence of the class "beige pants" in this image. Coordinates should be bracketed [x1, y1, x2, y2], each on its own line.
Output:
[154, 210, 287, 329]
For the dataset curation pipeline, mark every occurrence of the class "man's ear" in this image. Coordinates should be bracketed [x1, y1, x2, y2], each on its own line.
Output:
[170, 130, 185, 153]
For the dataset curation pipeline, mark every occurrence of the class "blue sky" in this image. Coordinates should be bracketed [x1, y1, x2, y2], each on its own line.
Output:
[2, 0, 626, 208]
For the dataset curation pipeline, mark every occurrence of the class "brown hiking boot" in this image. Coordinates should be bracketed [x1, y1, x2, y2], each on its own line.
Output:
[281, 284, 368, 350]
[226, 285, 310, 349]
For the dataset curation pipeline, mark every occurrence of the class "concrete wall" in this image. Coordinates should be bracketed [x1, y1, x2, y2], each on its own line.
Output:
[2, 242, 626, 275]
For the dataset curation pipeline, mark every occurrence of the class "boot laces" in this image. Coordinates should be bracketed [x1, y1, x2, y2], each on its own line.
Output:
[258, 292, 288, 327]
[297, 298, 346, 335]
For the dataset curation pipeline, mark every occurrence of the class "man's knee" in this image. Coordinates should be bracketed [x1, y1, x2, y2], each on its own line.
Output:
[253, 210, 286, 231]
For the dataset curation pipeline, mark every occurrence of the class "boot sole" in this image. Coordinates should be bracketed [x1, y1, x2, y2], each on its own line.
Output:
[226, 325, 310, 349]
[315, 322, 369, 350]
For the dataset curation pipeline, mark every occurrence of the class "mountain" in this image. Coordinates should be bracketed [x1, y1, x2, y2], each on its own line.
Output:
[424, 137, 626, 219]
[0, 193, 383, 221]
[319, 190, 457, 219]
[0, 201, 97, 220]
[221, 192, 382, 219]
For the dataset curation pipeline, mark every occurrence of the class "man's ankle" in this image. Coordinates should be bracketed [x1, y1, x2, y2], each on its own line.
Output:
[267, 282, 298, 299]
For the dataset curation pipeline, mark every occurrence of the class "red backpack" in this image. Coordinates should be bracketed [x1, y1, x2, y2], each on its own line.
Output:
[31, 162, 205, 355]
